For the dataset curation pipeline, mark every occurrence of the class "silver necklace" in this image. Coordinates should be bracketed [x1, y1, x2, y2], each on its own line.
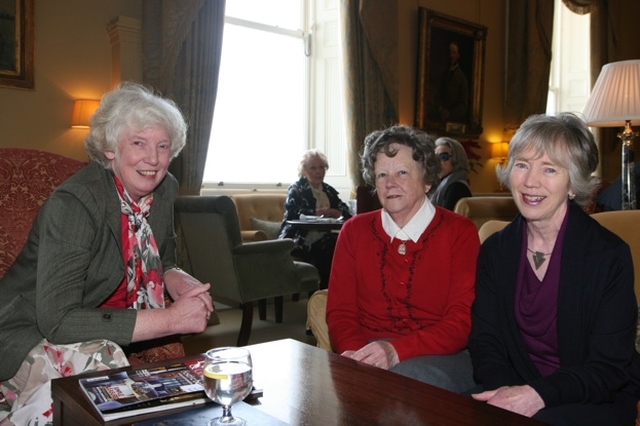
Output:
[527, 248, 552, 270]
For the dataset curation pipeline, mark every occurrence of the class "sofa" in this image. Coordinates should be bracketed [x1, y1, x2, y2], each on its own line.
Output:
[0, 148, 86, 414]
[0, 148, 87, 276]
[230, 193, 287, 242]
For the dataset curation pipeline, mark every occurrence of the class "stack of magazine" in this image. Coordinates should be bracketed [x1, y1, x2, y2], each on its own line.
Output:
[79, 357, 208, 421]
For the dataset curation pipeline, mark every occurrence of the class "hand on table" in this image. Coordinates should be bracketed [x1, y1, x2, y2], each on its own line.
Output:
[472, 385, 545, 417]
[341, 341, 399, 370]
[315, 207, 341, 218]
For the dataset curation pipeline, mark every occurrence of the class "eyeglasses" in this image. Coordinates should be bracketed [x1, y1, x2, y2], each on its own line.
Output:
[438, 152, 451, 162]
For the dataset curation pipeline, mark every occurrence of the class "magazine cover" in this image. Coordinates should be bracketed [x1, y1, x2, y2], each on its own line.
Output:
[79, 357, 207, 420]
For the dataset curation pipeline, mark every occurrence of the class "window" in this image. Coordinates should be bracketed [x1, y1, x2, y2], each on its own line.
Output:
[202, 0, 348, 193]
[546, 1, 590, 115]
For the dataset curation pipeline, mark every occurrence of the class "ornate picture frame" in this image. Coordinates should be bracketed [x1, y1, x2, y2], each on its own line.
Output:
[414, 8, 487, 138]
[0, 0, 34, 90]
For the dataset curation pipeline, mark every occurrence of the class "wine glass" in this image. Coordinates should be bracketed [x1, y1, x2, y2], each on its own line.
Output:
[203, 347, 253, 426]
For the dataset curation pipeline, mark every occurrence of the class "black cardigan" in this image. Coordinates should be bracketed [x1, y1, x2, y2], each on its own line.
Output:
[469, 203, 640, 412]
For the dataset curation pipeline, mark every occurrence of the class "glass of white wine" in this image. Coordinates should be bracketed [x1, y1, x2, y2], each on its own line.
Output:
[203, 347, 253, 426]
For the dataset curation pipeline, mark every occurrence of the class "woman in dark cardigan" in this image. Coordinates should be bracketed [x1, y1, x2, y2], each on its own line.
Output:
[468, 112, 640, 425]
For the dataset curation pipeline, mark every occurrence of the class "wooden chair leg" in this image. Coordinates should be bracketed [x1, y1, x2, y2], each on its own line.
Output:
[258, 298, 267, 321]
[275, 296, 284, 323]
[237, 302, 254, 346]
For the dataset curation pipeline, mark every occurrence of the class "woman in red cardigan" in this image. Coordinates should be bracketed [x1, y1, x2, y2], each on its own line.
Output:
[326, 124, 479, 393]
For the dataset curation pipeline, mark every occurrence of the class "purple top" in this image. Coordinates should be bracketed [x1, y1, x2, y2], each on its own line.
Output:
[514, 206, 569, 377]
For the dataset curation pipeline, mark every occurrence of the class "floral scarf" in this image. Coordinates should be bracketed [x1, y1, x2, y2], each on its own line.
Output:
[113, 176, 165, 310]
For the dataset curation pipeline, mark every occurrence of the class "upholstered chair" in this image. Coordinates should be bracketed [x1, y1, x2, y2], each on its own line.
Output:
[174, 195, 320, 346]
[453, 196, 519, 231]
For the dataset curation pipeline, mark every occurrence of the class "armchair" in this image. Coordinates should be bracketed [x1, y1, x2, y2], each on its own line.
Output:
[174, 195, 320, 346]
[453, 196, 519, 231]
[591, 210, 640, 304]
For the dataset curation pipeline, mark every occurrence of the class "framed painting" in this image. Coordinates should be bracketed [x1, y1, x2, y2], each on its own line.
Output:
[0, 0, 34, 89]
[414, 8, 487, 138]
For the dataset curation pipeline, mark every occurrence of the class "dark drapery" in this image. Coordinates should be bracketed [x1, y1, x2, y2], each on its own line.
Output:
[142, 0, 226, 195]
[340, 0, 398, 186]
[503, 0, 554, 136]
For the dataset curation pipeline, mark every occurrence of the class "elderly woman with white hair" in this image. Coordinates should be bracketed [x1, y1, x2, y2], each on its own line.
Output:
[0, 82, 213, 425]
[430, 137, 472, 210]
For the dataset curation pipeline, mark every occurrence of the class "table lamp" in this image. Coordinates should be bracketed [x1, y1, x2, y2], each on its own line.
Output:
[582, 59, 640, 210]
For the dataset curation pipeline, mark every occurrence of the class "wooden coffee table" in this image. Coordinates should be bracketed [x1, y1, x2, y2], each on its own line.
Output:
[52, 338, 545, 425]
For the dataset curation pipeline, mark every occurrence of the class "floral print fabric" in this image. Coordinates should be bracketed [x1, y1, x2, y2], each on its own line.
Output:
[0, 339, 128, 426]
[114, 176, 165, 310]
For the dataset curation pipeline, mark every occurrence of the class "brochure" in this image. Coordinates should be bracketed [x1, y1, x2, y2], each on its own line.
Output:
[79, 357, 208, 421]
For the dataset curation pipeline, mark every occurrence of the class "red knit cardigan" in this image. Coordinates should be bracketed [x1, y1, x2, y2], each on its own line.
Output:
[326, 207, 480, 361]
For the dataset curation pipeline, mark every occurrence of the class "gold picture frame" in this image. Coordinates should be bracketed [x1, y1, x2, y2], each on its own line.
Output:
[0, 0, 34, 89]
[414, 8, 487, 138]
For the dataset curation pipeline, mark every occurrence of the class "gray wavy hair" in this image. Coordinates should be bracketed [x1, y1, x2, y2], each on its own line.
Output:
[496, 112, 600, 206]
[360, 124, 441, 195]
[84, 82, 187, 167]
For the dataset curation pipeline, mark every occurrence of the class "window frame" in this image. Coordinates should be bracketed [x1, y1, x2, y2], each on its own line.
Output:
[201, 1, 350, 196]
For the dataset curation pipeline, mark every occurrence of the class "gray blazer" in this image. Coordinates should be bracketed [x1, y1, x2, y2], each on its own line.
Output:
[0, 162, 179, 381]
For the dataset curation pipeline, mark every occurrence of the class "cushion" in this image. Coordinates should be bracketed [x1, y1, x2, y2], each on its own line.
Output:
[250, 217, 281, 240]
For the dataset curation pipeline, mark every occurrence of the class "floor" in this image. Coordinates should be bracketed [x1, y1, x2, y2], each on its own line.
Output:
[182, 295, 317, 355]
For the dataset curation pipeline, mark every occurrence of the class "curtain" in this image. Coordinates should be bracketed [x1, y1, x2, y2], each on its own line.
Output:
[340, 0, 398, 187]
[142, 0, 226, 195]
[503, 0, 554, 136]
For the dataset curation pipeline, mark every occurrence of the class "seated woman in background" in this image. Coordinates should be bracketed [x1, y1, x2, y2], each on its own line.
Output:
[326, 124, 480, 393]
[278, 149, 351, 288]
[430, 137, 472, 210]
[0, 82, 213, 425]
[469, 112, 640, 425]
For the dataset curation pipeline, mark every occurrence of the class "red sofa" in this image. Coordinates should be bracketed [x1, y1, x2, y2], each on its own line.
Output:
[0, 148, 86, 277]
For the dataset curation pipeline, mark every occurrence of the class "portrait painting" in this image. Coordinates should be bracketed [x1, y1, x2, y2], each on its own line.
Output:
[415, 8, 487, 138]
[0, 0, 34, 89]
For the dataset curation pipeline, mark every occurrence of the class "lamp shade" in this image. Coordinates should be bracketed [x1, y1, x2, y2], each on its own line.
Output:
[491, 142, 509, 159]
[582, 59, 640, 127]
[71, 99, 100, 128]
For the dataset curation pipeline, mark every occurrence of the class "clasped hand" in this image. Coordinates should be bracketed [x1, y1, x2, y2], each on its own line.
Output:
[169, 284, 213, 334]
[164, 269, 214, 334]
[341, 341, 399, 370]
[315, 207, 341, 219]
